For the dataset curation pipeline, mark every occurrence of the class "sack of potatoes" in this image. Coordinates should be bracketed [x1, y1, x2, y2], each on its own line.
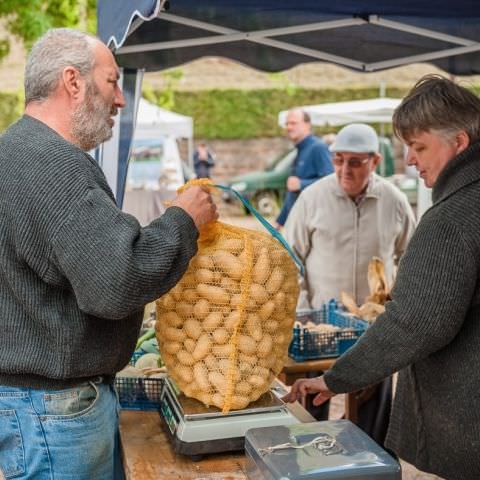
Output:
[156, 220, 299, 413]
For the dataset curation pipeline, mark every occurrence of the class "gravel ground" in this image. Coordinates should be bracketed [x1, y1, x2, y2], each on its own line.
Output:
[220, 202, 442, 480]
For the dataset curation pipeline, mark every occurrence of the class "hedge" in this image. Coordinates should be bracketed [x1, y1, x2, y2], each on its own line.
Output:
[0, 92, 22, 133]
[2, 84, 480, 138]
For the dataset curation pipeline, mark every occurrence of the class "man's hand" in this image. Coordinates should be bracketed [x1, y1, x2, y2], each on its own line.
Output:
[171, 186, 218, 229]
[282, 376, 335, 406]
[287, 176, 301, 192]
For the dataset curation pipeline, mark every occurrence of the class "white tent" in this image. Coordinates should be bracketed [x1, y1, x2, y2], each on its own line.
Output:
[278, 98, 402, 127]
[135, 98, 193, 140]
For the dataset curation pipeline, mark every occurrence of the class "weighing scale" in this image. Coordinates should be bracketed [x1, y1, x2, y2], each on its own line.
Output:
[159, 377, 299, 459]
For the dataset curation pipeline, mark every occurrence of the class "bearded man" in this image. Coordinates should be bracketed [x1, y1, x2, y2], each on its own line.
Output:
[0, 29, 217, 480]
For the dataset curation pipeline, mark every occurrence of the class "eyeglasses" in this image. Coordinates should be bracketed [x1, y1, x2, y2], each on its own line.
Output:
[332, 154, 373, 168]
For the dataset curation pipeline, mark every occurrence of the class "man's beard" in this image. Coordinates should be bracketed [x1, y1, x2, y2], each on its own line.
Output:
[71, 80, 118, 151]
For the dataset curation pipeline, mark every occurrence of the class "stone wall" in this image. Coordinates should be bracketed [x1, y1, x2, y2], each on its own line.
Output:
[179, 136, 408, 182]
[179, 137, 291, 181]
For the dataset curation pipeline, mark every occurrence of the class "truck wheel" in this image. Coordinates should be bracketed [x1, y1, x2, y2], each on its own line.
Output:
[254, 191, 280, 217]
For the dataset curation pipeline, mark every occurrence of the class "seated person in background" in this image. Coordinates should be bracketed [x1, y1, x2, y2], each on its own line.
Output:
[284, 123, 416, 444]
[193, 141, 215, 178]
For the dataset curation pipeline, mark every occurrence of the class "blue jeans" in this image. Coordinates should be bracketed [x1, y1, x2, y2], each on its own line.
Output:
[0, 379, 124, 479]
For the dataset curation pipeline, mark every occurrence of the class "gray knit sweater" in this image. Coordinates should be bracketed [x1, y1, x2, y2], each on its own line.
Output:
[324, 141, 480, 480]
[0, 115, 198, 389]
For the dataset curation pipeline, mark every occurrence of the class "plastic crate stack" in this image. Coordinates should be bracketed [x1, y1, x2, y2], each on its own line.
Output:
[115, 351, 164, 410]
[288, 300, 369, 362]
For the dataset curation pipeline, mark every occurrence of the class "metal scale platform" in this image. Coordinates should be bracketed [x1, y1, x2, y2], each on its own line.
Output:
[159, 377, 299, 459]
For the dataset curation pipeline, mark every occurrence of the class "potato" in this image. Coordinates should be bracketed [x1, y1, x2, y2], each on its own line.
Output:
[208, 371, 226, 391]
[239, 353, 257, 365]
[158, 293, 175, 310]
[182, 288, 198, 303]
[204, 354, 217, 370]
[184, 319, 202, 339]
[257, 334, 273, 358]
[230, 294, 256, 310]
[192, 333, 211, 361]
[212, 393, 224, 409]
[170, 284, 183, 301]
[193, 363, 210, 391]
[197, 284, 230, 304]
[263, 319, 278, 333]
[258, 301, 275, 321]
[195, 268, 215, 284]
[181, 272, 195, 287]
[176, 365, 194, 383]
[196, 392, 212, 406]
[194, 255, 215, 270]
[246, 314, 263, 341]
[266, 267, 284, 294]
[273, 291, 286, 310]
[203, 311, 223, 331]
[182, 381, 198, 397]
[161, 311, 183, 328]
[184, 338, 196, 353]
[165, 327, 186, 342]
[253, 365, 270, 379]
[213, 250, 243, 280]
[272, 360, 284, 376]
[163, 342, 182, 355]
[252, 248, 270, 284]
[212, 344, 231, 358]
[177, 350, 195, 366]
[258, 355, 276, 369]
[249, 283, 268, 305]
[248, 374, 266, 389]
[220, 276, 240, 294]
[270, 248, 286, 265]
[230, 395, 250, 410]
[215, 238, 244, 253]
[225, 311, 240, 331]
[176, 302, 193, 317]
[238, 335, 257, 355]
[193, 298, 210, 320]
[212, 327, 229, 344]
[236, 381, 252, 396]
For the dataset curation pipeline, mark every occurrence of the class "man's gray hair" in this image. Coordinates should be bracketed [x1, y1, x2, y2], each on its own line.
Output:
[25, 28, 97, 104]
[393, 74, 480, 144]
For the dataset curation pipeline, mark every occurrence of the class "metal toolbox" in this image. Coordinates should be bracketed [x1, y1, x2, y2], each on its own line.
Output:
[245, 420, 401, 480]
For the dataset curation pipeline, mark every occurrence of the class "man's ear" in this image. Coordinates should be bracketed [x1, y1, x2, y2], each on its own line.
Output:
[455, 131, 470, 155]
[62, 66, 83, 100]
[371, 153, 382, 170]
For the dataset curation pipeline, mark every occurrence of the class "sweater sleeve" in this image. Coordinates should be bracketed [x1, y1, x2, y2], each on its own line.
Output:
[324, 213, 476, 393]
[394, 193, 416, 262]
[49, 187, 199, 319]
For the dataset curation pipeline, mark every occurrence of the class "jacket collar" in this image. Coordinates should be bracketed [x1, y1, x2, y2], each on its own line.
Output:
[333, 172, 382, 200]
[432, 140, 480, 204]
[296, 134, 315, 150]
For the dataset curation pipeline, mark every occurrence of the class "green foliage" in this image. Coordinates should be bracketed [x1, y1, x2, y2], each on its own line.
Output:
[151, 86, 412, 139]
[0, 92, 22, 133]
[0, 0, 97, 63]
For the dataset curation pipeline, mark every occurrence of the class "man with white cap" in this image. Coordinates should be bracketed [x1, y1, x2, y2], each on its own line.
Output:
[284, 123, 415, 443]
[285, 123, 415, 309]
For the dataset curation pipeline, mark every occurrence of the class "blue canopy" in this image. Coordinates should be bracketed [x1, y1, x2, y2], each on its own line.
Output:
[96, 0, 480, 205]
[98, 0, 480, 74]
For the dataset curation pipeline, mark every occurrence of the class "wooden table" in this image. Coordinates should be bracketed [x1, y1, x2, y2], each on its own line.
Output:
[120, 383, 314, 479]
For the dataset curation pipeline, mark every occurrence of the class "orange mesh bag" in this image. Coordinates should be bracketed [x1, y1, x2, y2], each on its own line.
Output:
[156, 180, 300, 412]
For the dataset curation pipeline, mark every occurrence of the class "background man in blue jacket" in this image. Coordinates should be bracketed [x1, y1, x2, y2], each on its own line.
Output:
[276, 108, 333, 228]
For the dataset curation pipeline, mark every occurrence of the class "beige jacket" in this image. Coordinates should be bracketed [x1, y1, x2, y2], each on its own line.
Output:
[284, 173, 416, 309]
